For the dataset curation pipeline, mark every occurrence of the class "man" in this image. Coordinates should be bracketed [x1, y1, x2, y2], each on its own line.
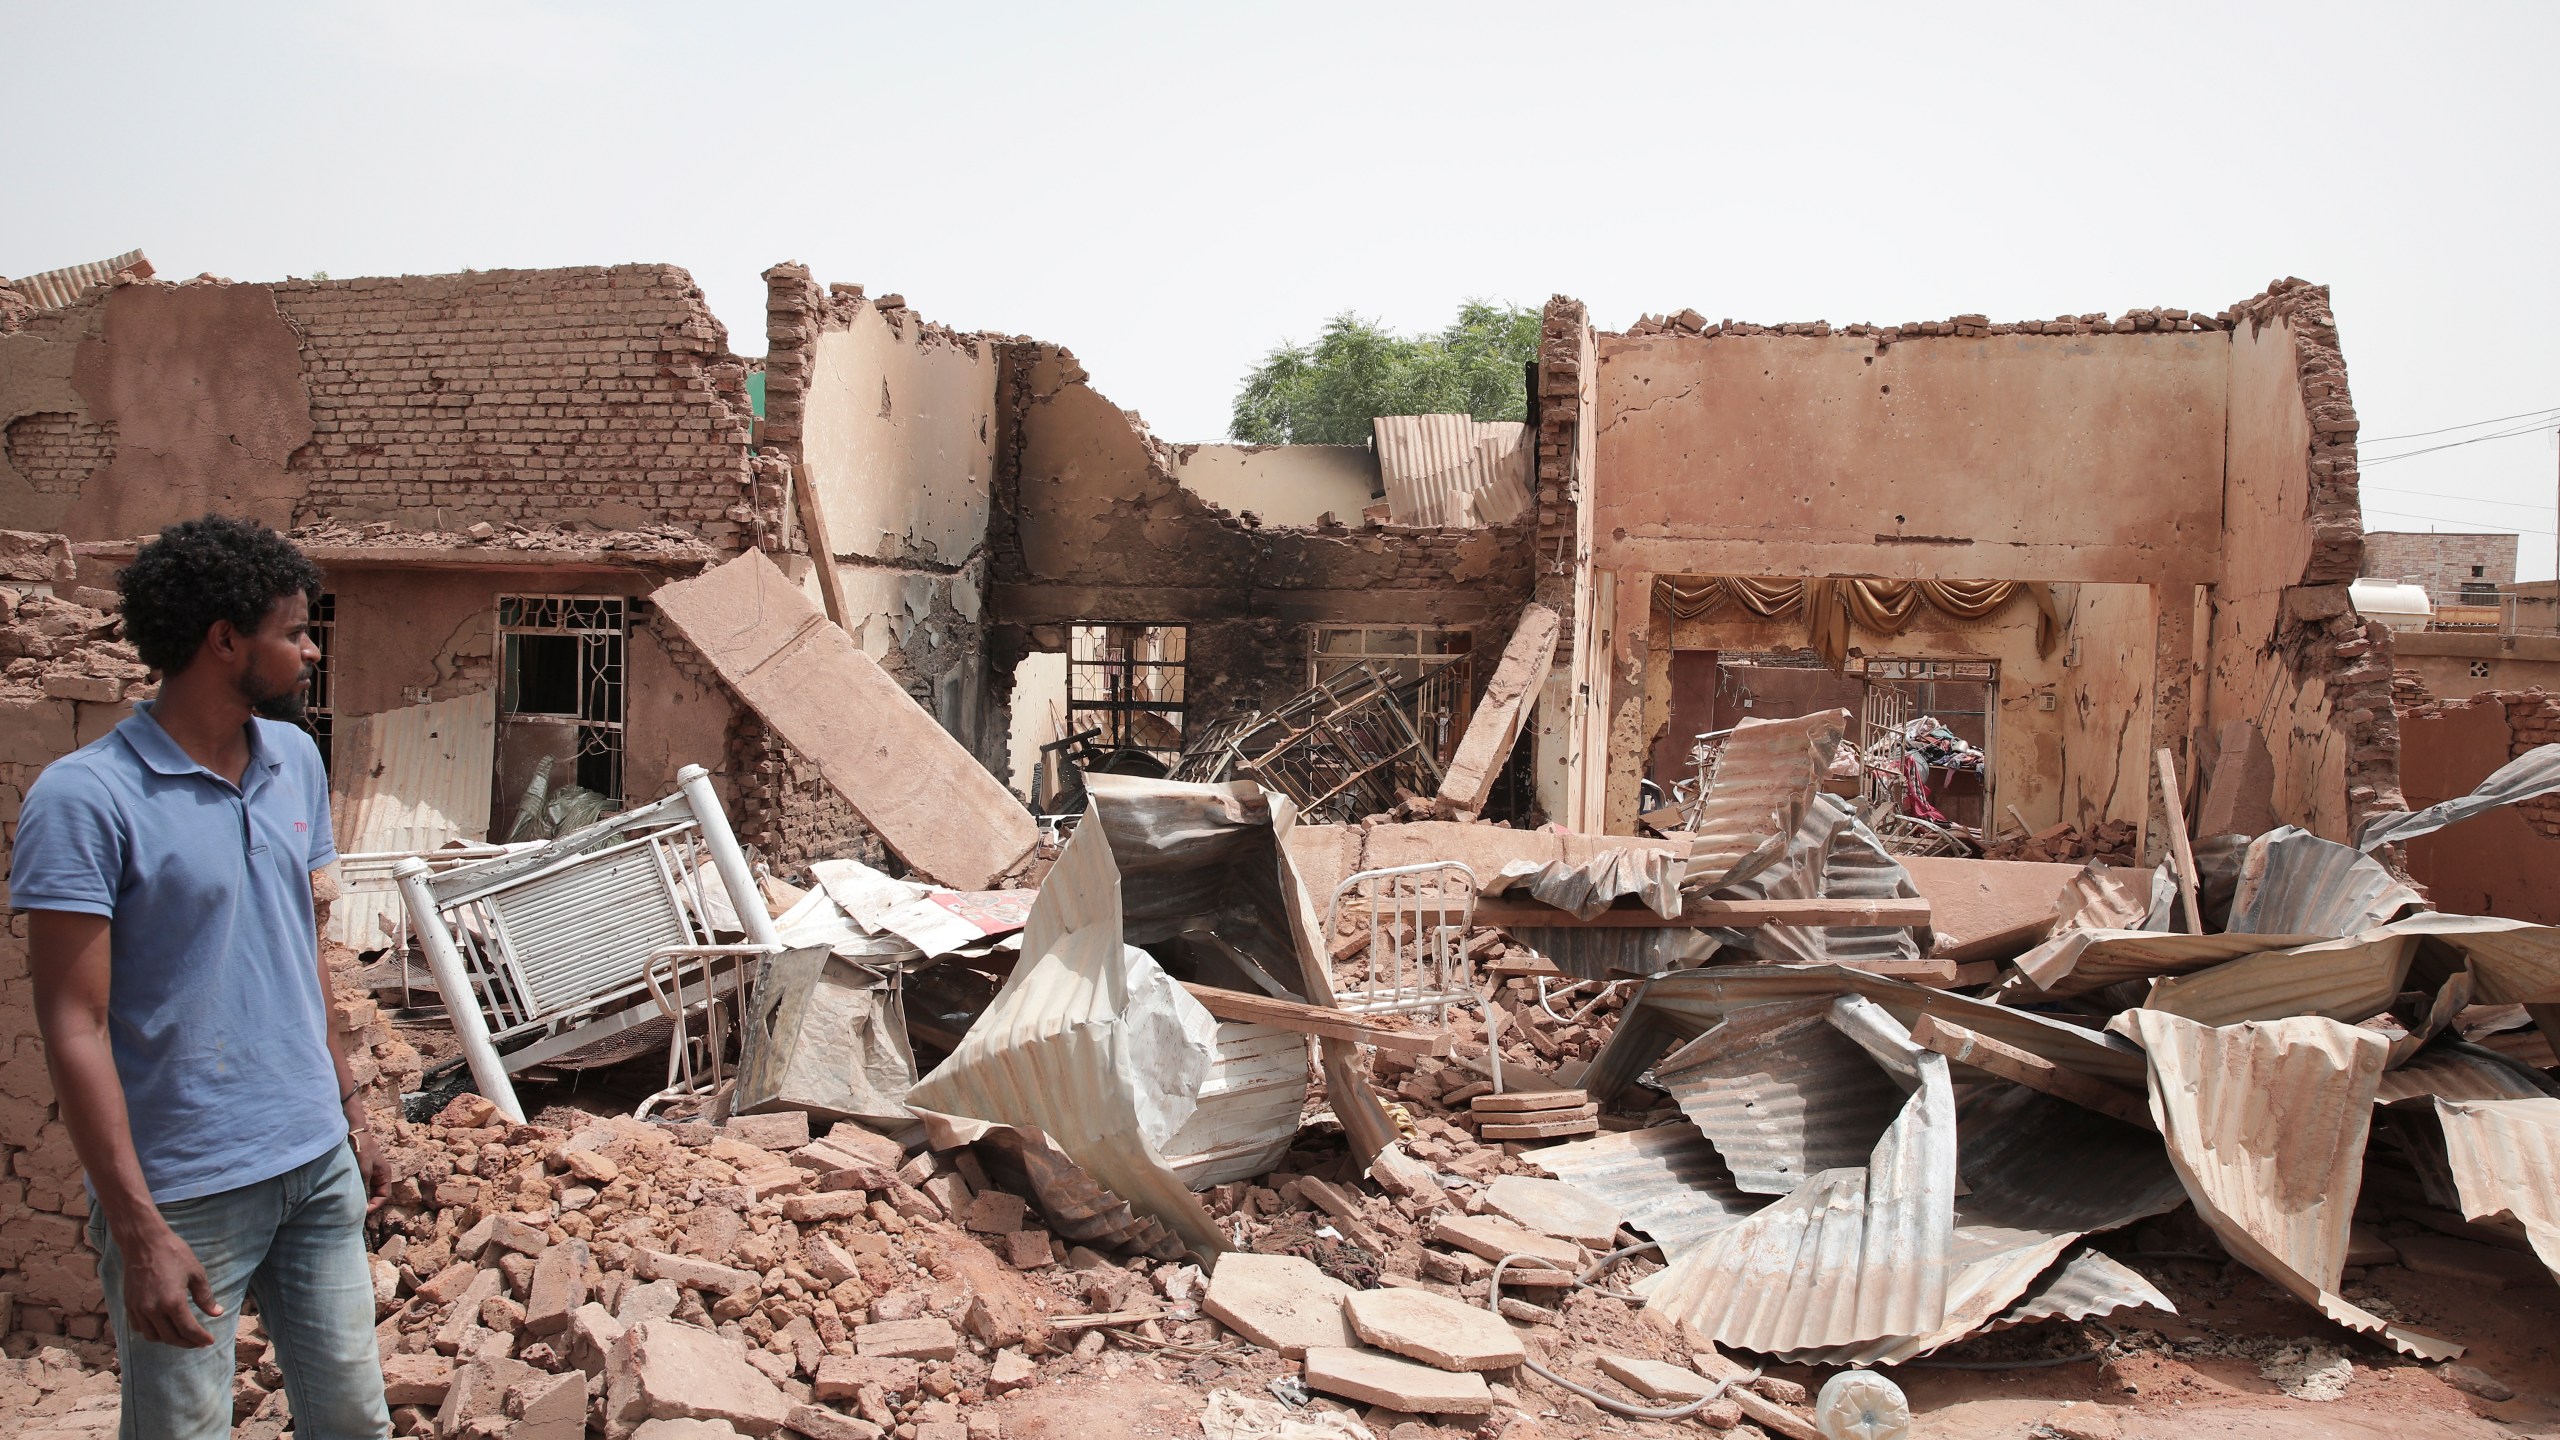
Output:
[12, 515, 390, 1439]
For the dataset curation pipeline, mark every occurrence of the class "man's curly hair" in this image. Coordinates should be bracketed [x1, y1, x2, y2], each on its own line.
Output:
[117, 516, 323, 675]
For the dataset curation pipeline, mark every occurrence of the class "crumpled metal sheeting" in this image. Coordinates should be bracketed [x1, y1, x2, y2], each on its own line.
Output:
[2431, 1096, 2560, 1283]
[2016, 929, 2329, 998]
[2132, 928, 2420, 1028]
[1529, 1122, 1763, 1259]
[1504, 926, 1721, 985]
[2225, 827, 2424, 937]
[2125, 1010, 2459, 1360]
[1986, 1248, 2177, 1333]
[2377, 1040, 2560, 1106]
[1581, 964, 2149, 1103]
[1081, 775, 1310, 989]
[905, 789, 1231, 1263]
[1708, 792, 1926, 970]
[2389, 910, 2560, 1007]
[965, 1125, 1187, 1260]
[1652, 998, 1915, 1196]
[1484, 845, 1684, 922]
[1683, 709, 1848, 894]
[2358, 743, 2560, 853]
[2050, 863, 2172, 935]
[1644, 1042, 1958, 1360]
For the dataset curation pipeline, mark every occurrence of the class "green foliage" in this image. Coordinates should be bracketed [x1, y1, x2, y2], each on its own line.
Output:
[1229, 301, 1541, 445]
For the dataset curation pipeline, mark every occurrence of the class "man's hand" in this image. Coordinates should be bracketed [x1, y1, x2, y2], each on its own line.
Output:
[116, 1214, 221, 1348]
[353, 1128, 391, 1213]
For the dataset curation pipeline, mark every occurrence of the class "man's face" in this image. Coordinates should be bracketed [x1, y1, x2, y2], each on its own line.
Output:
[235, 592, 322, 722]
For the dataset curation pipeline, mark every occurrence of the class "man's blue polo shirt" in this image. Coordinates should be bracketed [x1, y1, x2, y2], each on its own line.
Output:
[7, 702, 344, 1203]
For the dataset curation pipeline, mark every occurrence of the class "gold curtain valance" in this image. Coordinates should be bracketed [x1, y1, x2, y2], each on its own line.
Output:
[1654, 576, 2060, 672]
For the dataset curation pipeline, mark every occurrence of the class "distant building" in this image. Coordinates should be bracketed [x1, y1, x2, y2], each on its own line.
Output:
[2361, 530, 2517, 606]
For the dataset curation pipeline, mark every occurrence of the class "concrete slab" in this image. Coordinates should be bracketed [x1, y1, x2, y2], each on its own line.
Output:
[1202, 1253, 1356, 1358]
[1344, 1287, 1526, 1372]
[1426, 1214, 1583, 1270]
[1482, 1176, 1623, 1250]
[1302, 1347, 1495, 1416]
[1595, 1354, 1718, 1401]
[1902, 856, 2078, 961]
[650, 550, 1038, 889]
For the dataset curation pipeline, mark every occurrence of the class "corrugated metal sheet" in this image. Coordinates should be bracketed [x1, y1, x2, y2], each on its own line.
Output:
[1530, 1122, 1762, 1259]
[1162, 1022, 1311, 1188]
[2358, 743, 2560, 852]
[2127, 1009, 2459, 1360]
[1372, 415, 1530, 527]
[486, 844, 693, 1015]
[1505, 926, 1721, 984]
[1653, 998, 1912, 1196]
[1484, 845, 1684, 922]
[2051, 863, 2168, 933]
[1642, 1038, 1957, 1360]
[2390, 910, 2560, 1006]
[1988, 1248, 2175, 1332]
[1687, 710, 1848, 895]
[2431, 1096, 2560, 1282]
[2226, 826, 2424, 935]
[9, 249, 149, 310]
[2377, 1041, 2560, 1106]
[2016, 929, 2329, 997]
[333, 690, 500, 948]
[1583, 964, 2149, 1103]
[2133, 928, 2418, 1027]
[1714, 793, 1926, 970]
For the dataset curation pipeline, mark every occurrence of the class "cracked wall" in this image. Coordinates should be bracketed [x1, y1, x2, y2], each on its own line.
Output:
[988, 342, 1536, 739]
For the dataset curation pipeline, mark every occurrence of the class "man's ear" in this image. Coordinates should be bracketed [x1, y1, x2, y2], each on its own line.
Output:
[200, 618, 245, 665]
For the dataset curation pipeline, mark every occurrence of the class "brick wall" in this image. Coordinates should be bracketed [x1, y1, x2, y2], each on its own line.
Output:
[1532, 297, 1587, 638]
[1, 415, 113, 497]
[2361, 532, 2519, 606]
[277, 267, 758, 544]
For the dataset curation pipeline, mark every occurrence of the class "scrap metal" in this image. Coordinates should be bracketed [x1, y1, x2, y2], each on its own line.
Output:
[2356, 742, 2560, 852]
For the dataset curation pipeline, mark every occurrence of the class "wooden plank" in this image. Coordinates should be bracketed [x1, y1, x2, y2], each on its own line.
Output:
[1908, 1014, 2155, 1130]
[1180, 983, 1449, 1057]
[2155, 747, 2203, 936]
[1412, 896, 1934, 930]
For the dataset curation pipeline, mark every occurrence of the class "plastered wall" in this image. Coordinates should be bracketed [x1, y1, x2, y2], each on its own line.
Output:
[1168, 444, 1377, 527]
[2058, 582, 2158, 844]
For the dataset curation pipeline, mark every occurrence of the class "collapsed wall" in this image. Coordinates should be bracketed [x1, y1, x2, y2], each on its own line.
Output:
[2397, 685, 2560, 923]
[986, 342, 1537, 737]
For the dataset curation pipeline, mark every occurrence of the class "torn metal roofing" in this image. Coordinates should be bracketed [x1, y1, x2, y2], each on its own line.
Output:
[1502, 925, 1720, 985]
[2376, 1040, 2560, 1106]
[2016, 929, 2328, 999]
[9, 248, 149, 309]
[1582, 964, 2148, 1104]
[1483, 845, 1684, 922]
[1710, 792, 1926, 970]
[1529, 1122, 1762, 1259]
[1685, 709, 1847, 895]
[2126, 1009, 2457, 1360]
[2224, 826, 2424, 936]
[2357, 743, 2560, 853]
[1651, 998, 1914, 1196]
[1371, 415, 1531, 526]
[2050, 862, 2171, 934]
[1988, 1248, 2175, 1333]
[2133, 927, 2419, 1027]
[1644, 1035, 1957, 1359]
[2431, 1096, 2560, 1282]
[2390, 910, 2560, 1006]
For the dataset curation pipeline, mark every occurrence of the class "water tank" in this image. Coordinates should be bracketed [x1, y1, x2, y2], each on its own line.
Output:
[2349, 578, 2432, 631]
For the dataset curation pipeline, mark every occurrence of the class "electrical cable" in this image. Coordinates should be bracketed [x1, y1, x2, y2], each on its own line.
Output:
[2363, 418, 2560, 467]
[1484, 1242, 1762, 1421]
[2361, 405, 2560, 446]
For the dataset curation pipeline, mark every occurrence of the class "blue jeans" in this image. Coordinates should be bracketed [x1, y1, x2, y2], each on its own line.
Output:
[88, 1140, 390, 1440]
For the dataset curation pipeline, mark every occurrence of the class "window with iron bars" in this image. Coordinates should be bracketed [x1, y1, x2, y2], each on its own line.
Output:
[498, 595, 626, 801]
[1066, 624, 1188, 773]
[302, 592, 336, 776]
[1312, 626, 1473, 762]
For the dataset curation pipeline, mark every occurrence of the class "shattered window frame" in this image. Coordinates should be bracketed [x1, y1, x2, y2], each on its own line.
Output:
[1311, 625, 1475, 760]
[1066, 623, 1189, 773]
[497, 593, 627, 802]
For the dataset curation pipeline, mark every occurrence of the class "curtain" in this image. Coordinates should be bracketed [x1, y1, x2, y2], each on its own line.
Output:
[1655, 576, 2059, 671]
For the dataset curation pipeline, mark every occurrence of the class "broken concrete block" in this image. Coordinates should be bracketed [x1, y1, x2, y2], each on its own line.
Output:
[1595, 1354, 1718, 1401]
[1425, 1214, 1582, 1271]
[802, 1236, 863, 1284]
[506, 1370, 587, 1440]
[1201, 1253, 1356, 1358]
[814, 1356, 920, 1404]
[1343, 1288, 1525, 1372]
[524, 1239, 591, 1337]
[564, 1149, 621, 1185]
[853, 1318, 959, 1361]
[963, 1191, 1027, 1235]
[781, 1192, 870, 1225]
[603, 1320, 791, 1438]
[784, 1404, 883, 1440]
[568, 1302, 625, 1376]
[434, 1356, 536, 1437]
[725, 1112, 812, 1152]
[633, 1249, 760, 1296]
[618, 1279, 683, 1325]
[630, 1423, 746, 1440]
[1367, 1147, 1450, 1210]
[489, 1215, 550, 1257]
[1000, 1230, 1052, 1270]
[1480, 1176, 1622, 1250]
[987, 1349, 1037, 1394]
[379, 1353, 453, 1406]
[1301, 1346, 1495, 1416]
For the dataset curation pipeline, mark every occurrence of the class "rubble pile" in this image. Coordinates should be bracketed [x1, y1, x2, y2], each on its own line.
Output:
[0, 535, 147, 706]
[1982, 818, 2138, 865]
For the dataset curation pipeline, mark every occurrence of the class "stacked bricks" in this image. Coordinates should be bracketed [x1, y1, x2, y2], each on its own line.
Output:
[1, 414, 115, 497]
[274, 266, 758, 548]
[1532, 298, 1587, 640]
[1619, 306, 2236, 339]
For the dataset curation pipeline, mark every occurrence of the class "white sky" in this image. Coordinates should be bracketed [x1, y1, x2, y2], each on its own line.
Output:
[8, 2, 2555, 575]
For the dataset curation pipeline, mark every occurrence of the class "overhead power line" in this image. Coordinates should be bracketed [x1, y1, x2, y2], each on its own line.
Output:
[2359, 403, 2560, 446]
[2363, 506, 2558, 539]
[2361, 483, 2554, 515]
[2362, 417, 2560, 468]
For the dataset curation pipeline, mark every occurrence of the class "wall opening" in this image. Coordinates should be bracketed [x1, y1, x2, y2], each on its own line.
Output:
[496, 594, 627, 819]
[304, 590, 337, 776]
[1067, 624, 1188, 777]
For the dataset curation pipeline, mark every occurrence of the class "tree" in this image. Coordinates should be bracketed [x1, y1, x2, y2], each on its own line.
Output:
[1228, 301, 1541, 445]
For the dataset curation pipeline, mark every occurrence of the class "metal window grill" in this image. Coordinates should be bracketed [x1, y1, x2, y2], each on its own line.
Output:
[303, 592, 336, 775]
[1171, 663, 1444, 824]
[1066, 623, 1188, 771]
[499, 594, 626, 801]
[400, 780, 768, 1079]
[1311, 626, 1473, 762]
[1322, 862, 1480, 1021]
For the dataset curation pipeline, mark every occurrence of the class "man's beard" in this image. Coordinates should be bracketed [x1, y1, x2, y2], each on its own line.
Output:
[244, 667, 313, 722]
